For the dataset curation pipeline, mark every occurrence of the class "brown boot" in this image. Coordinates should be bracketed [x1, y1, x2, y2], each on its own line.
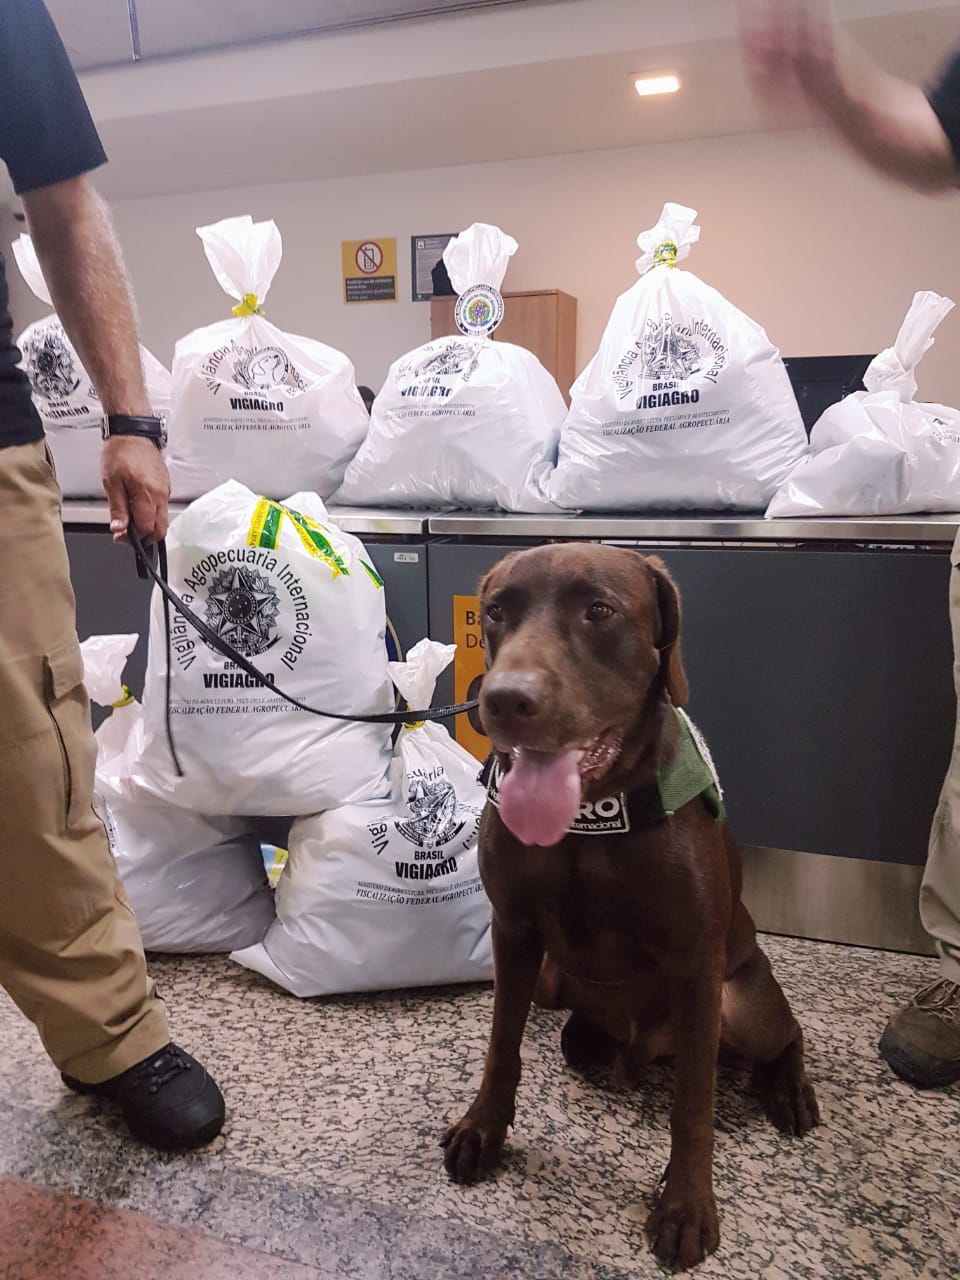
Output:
[879, 979, 960, 1088]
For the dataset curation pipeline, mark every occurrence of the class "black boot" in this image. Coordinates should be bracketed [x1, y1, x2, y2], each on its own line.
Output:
[62, 1043, 225, 1151]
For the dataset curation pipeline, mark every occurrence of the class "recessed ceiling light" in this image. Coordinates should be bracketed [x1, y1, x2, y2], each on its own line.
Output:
[635, 74, 680, 97]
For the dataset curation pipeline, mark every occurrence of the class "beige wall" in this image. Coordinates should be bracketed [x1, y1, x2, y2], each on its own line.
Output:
[11, 124, 960, 405]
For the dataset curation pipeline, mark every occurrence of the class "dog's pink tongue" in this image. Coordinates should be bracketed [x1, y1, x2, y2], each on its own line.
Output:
[498, 748, 581, 847]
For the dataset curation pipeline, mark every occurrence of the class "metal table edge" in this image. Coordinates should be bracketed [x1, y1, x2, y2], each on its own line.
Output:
[424, 513, 960, 543]
[61, 501, 431, 538]
[60, 502, 960, 545]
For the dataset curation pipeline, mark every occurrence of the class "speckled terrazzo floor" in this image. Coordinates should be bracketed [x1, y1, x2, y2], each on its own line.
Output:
[0, 936, 957, 1280]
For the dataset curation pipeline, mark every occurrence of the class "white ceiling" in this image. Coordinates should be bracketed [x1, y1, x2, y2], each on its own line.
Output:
[46, 0, 547, 69]
[11, 0, 960, 203]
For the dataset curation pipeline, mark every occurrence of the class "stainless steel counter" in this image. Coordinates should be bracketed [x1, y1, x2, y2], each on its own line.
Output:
[426, 511, 960, 544]
[328, 506, 432, 536]
[61, 500, 432, 537]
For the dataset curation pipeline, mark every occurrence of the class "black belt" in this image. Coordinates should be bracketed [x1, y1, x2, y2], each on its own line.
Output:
[129, 526, 479, 777]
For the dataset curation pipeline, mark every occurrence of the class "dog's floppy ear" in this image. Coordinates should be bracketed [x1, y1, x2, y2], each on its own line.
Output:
[644, 555, 689, 708]
[477, 550, 522, 604]
[477, 551, 524, 667]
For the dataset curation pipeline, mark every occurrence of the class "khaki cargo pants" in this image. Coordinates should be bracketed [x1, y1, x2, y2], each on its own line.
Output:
[0, 439, 168, 1081]
[920, 532, 960, 983]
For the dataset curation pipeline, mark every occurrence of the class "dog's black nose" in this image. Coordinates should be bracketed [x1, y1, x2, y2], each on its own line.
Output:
[481, 670, 545, 727]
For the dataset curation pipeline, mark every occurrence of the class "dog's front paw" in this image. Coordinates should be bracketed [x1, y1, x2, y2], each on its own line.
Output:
[441, 1110, 509, 1185]
[644, 1187, 720, 1272]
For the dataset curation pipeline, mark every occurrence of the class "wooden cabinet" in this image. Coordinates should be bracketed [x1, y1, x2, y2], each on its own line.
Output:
[429, 289, 578, 402]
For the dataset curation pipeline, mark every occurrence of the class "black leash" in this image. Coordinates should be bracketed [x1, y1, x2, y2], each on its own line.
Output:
[129, 525, 480, 774]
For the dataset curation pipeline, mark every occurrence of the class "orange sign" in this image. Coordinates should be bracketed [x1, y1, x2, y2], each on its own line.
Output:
[452, 594, 490, 762]
[341, 237, 397, 303]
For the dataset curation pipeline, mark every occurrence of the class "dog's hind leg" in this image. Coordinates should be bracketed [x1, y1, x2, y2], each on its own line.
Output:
[561, 1012, 620, 1075]
[720, 939, 820, 1137]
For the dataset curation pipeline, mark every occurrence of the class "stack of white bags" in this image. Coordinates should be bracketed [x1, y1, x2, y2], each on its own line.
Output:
[547, 203, 808, 511]
[87, 488, 493, 994]
[336, 222, 565, 512]
[767, 291, 960, 517]
[83, 633, 274, 954]
[12, 234, 171, 497]
[167, 216, 370, 502]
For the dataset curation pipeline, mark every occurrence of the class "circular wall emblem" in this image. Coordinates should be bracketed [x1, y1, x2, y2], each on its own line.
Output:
[235, 346, 291, 391]
[355, 241, 383, 274]
[454, 284, 504, 337]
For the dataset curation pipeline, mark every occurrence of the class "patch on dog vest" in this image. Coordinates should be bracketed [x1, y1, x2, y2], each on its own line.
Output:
[480, 708, 724, 838]
[483, 758, 631, 834]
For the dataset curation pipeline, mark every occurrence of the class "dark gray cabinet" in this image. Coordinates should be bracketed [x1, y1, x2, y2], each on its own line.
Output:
[427, 540, 954, 866]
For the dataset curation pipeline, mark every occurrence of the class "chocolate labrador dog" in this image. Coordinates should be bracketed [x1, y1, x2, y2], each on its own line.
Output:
[442, 543, 819, 1273]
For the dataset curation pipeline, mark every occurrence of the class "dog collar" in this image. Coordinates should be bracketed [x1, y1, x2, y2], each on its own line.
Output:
[479, 708, 724, 838]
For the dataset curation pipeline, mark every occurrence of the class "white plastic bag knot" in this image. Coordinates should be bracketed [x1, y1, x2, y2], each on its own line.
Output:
[636, 203, 701, 276]
[80, 634, 139, 708]
[197, 215, 282, 308]
[443, 222, 518, 294]
[863, 290, 955, 402]
[388, 639, 457, 725]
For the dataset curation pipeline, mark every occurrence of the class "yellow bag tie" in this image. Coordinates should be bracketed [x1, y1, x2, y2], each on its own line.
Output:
[653, 240, 679, 269]
[232, 293, 263, 317]
[111, 685, 135, 709]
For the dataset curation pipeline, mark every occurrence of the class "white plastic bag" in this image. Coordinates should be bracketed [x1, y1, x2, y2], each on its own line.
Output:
[80, 634, 275, 955]
[766, 291, 960, 517]
[167, 215, 369, 501]
[12, 234, 171, 497]
[131, 480, 394, 816]
[232, 639, 493, 996]
[335, 223, 565, 511]
[81, 632, 141, 767]
[547, 203, 807, 511]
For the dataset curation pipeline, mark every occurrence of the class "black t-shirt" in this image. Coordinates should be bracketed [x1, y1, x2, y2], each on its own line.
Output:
[929, 50, 960, 167]
[0, 0, 107, 448]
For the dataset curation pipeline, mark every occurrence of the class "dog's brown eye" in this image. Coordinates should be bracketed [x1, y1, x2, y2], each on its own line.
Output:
[485, 602, 504, 623]
[586, 602, 613, 622]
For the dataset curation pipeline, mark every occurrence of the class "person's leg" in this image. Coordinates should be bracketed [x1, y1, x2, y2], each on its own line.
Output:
[879, 534, 960, 1087]
[0, 440, 224, 1144]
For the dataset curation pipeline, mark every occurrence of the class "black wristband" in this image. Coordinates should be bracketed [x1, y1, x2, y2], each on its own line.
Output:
[102, 414, 167, 450]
